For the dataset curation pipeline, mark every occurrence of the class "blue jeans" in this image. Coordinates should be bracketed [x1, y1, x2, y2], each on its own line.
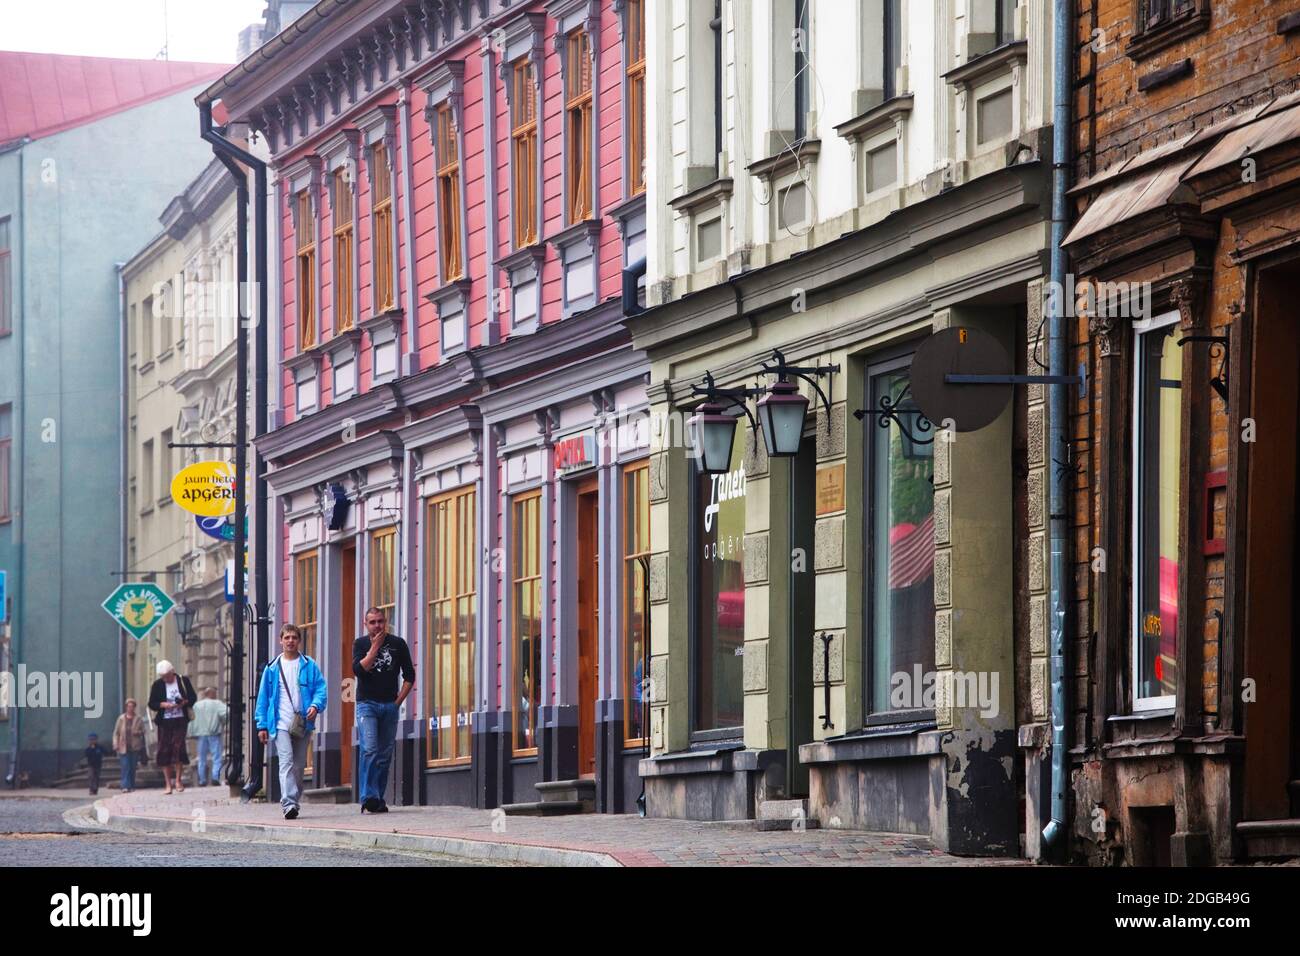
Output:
[119, 751, 137, 791]
[195, 734, 223, 785]
[356, 700, 399, 804]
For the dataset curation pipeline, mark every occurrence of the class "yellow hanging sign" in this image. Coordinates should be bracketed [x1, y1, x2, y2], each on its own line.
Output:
[170, 460, 237, 517]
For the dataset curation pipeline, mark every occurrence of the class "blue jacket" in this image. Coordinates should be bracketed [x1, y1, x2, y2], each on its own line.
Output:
[255, 654, 327, 741]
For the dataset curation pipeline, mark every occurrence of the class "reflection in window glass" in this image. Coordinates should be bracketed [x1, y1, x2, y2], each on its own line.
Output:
[695, 425, 746, 732]
[868, 364, 935, 715]
[624, 463, 650, 744]
[513, 493, 542, 752]
[1134, 322, 1181, 704]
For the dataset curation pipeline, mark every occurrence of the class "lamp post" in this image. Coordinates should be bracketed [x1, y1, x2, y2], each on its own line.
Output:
[686, 372, 764, 474]
[174, 603, 197, 647]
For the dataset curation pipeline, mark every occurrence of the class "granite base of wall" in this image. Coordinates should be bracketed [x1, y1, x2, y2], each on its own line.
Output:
[424, 763, 474, 806]
[639, 747, 785, 820]
[807, 753, 936, 835]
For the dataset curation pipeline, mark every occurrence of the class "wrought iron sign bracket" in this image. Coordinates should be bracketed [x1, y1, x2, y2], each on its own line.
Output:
[1176, 335, 1229, 405]
[758, 348, 839, 420]
[853, 381, 937, 447]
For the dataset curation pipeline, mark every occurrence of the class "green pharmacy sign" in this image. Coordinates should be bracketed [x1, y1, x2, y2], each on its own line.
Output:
[102, 583, 175, 642]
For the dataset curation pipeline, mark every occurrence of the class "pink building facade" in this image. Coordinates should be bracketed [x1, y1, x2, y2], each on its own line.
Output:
[205, 0, 650, 811]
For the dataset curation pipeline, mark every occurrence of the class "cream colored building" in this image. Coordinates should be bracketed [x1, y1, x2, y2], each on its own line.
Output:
[123, 159, 241, 716]
[631, 0, 1057, 856]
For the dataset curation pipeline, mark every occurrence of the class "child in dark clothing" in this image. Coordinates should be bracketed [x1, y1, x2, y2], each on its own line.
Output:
[85, 733, 106, 795]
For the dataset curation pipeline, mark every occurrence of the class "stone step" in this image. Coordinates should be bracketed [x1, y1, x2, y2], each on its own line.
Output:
[535, 778, 596, 806]
[756, 798, 820, 832]
[1236, 819, 1300, 860]
[500, 800, 587, 816]
[302, 785, 353, 805]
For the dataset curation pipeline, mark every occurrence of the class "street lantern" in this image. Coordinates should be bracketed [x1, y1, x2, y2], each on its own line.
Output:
[174, 603, 197, 646]
[756, 380, 809, 457]
[687, 401, 741, 474]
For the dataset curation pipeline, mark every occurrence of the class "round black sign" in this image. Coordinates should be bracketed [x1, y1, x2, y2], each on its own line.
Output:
[908, 327, 1013, 433]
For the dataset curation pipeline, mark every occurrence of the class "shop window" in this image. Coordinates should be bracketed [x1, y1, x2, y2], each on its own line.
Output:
[426, 488, 476, 765]
[694, 422, 745, 734]
[511, 60, 539, 248]
[333, 168, 355, 332]
[370, 526, 397, 623]
[512, 491, 542, 754]
[1131, 312, 1181, 710]
[625, 0, 646, 195]
[295, 189, 316, 350]
[370, 141, 396, 312]
[295, 550, 318, 660]
[865, 357, 935, 719]
[623, 462, 650, 745]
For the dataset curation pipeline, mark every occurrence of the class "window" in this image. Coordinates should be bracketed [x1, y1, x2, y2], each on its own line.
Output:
[158, 283, 173, 353]
[434, 106, 463, 281]
[296, 189, 316, 350]
[333, 168, 354, 332]
[623, 462, 650, 745]
[0, 405, 11, 523]
[159, 429, 172, 505]
[371, 142, 395, 312]
[694, 422, 745, 733]
[866, 356, 935, 719]
[0, 634, 9, 720]
[995, 0, 1016, 45]
[295, 550, 319, 659]
[0, 218, 10, 335]
[141, 295, 154, 361]
[512, 491, 542, 754]
[883, 0, 902, 100]
[1143, 0, 1196, 30]
[426, 488, 476, 764]
[793, 0, 810, 142]
[141, 439, 155, 508]
[1131, 312, 1182, 710]
[370, 526, 397, 622]
[512, 61, 539, 248]
[565, 29, 594, 223]
[710, 0, 723, 173]
[626, 0, 647, 195]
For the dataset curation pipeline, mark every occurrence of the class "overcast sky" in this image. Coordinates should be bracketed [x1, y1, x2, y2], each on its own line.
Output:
[0, 0, 267, 64]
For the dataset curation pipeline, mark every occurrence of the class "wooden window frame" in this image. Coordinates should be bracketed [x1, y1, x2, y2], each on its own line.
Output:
[565, 29, 594, 223]
[425, 487, 477, 767]
[511, 490, 543, 757]
[369, 526, 398, 623]
[370, 141, 396, 314]
[295, 189, 317, 351]
[0, 404, 11, 524]
[295, 550, 319, 660]
[625, 0, 646, 196]
[333, 168, 355, 332]
[434, 105, 464, 282]
[622, 462, 650, 748]
[511, 59, 540, 249]
[0, 217, 10, 336]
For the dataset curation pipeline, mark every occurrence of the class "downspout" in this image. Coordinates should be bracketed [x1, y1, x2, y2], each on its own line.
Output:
[117, 263, 128, 719]
[1042, 0, 1074, 853]
[199, 101, 270, 796]
[5, 144, 26, 786]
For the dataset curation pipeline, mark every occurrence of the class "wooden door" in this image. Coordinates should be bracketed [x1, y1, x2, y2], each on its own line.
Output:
[577, 480, 600, 778]
[340, 542, 357, 786]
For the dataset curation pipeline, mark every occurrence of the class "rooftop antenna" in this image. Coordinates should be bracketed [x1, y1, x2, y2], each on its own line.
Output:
[155, 0, 170, 60]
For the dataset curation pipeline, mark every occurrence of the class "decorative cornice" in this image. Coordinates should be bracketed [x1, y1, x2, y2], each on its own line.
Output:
[835, 94, 914, 143]
[942, 39, 1028, 89]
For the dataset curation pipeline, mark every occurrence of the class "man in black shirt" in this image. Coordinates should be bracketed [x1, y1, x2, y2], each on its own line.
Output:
[352, 606, 415, 813]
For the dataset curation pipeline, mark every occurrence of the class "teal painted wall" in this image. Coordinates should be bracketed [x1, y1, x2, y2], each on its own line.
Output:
[0, 85, 218, 784]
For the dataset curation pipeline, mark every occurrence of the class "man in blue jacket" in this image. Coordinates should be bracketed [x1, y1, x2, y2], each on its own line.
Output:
[256, 624, 327, 819]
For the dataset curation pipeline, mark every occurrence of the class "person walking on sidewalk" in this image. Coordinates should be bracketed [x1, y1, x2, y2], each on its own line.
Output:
[256, 624, 326, 820]
[84, 734, 107, 795]
[148, 660, 197, 795]
[112, 699, 148, 792]
[352, 606, 415, 814]
[189, 688, 228, 786]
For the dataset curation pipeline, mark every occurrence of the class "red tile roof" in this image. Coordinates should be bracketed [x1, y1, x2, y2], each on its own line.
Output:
[0, 51, 230, 145]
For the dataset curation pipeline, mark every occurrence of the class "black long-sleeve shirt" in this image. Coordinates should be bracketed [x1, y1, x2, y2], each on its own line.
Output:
[351, 633, 416, 703]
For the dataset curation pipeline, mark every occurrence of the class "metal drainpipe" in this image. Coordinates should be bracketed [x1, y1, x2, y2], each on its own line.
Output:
[199, 101, 270, 796]
[6, 143, 26, 786]
[117, 263, 128, 719]
[1042, 0, 1074, 852]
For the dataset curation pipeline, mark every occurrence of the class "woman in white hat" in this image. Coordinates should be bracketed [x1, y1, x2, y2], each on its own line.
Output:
[147, 660, 197, 794]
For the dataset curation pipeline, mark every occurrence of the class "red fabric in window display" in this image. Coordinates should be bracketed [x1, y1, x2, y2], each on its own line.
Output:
[889, 513, 935, 589]
[1158, 556, 1179, 685]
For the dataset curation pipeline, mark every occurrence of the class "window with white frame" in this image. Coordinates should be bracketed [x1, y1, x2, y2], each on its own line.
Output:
[1131, 310, 1182, 711]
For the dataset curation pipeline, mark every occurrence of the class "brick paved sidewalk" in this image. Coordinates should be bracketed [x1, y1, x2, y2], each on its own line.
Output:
[84, 788, 1030, 866]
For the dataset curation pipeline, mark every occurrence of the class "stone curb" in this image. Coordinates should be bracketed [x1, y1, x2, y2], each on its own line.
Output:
[65, 802, 621, 868]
